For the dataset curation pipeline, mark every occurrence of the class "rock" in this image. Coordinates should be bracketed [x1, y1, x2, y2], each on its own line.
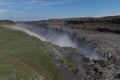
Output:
[18, 15, 120, 80]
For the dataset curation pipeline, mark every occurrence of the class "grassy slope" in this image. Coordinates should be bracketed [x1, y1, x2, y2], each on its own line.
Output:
[0, 26, 62, 80]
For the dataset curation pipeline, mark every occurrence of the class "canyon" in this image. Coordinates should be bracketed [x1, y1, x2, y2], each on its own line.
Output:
[0, 15, 120, 80]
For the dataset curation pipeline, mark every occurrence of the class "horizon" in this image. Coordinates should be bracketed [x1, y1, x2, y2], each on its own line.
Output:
[0, 0, 120, 21]
[0, 15, 120, 22]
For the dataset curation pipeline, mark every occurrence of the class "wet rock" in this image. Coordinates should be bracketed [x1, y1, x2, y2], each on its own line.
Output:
[82, 57, 91, 63]
[93, 60, 107, 67]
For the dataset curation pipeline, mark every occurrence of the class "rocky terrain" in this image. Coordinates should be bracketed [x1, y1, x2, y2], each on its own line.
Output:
[18, 15, 120, 80]
[0, 15, 120, 80]
[22, 15, 120, 62]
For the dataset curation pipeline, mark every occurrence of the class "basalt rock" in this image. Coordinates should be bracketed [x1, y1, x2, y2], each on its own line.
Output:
[17, 15, 120, 80]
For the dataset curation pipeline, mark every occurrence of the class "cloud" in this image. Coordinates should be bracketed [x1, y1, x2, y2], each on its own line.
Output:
[0, 0, 74, 10]
[0, 9, 9, 14]
[16, 0, 66, 10]
[0, 0, 79, 20]
[22, 0, 65, 7]
[0, 1, 15, 6]
[40, 2, 64, 6]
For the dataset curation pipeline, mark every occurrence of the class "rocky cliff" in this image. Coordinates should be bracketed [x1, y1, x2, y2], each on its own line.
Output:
[18, 15, 120, 80]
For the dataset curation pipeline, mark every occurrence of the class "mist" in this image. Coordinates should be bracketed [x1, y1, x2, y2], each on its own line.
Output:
[2, 23, 102, 60]
[16, 23, 77, 48]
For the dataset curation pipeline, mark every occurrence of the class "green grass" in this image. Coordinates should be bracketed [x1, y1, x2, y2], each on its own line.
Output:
[0, 26, 62, 80]
[59, 59, 73, 68]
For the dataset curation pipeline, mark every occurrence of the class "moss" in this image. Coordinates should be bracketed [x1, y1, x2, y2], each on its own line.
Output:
[60, 59, 73, 68]
[0, 26, 63, 80]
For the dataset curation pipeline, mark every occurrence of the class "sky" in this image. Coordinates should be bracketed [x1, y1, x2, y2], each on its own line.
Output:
[0, 0, 120, 21]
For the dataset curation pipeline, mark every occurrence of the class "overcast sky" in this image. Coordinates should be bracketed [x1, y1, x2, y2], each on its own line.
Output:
[0, 0, 120, 21]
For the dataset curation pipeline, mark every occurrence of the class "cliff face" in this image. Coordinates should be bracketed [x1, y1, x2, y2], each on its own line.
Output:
[22, 15, 120, 63]
[1, 16, 120, 80]
[16, 15, 120, 80]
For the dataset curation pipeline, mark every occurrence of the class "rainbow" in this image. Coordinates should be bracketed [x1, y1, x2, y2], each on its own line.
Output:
[1, 25, 47, 41]
[1, 25, 64, 59]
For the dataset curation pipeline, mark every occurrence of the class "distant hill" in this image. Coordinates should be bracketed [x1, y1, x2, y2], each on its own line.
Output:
[23, 15, 120, 34]
[0, 20, 15, 25]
